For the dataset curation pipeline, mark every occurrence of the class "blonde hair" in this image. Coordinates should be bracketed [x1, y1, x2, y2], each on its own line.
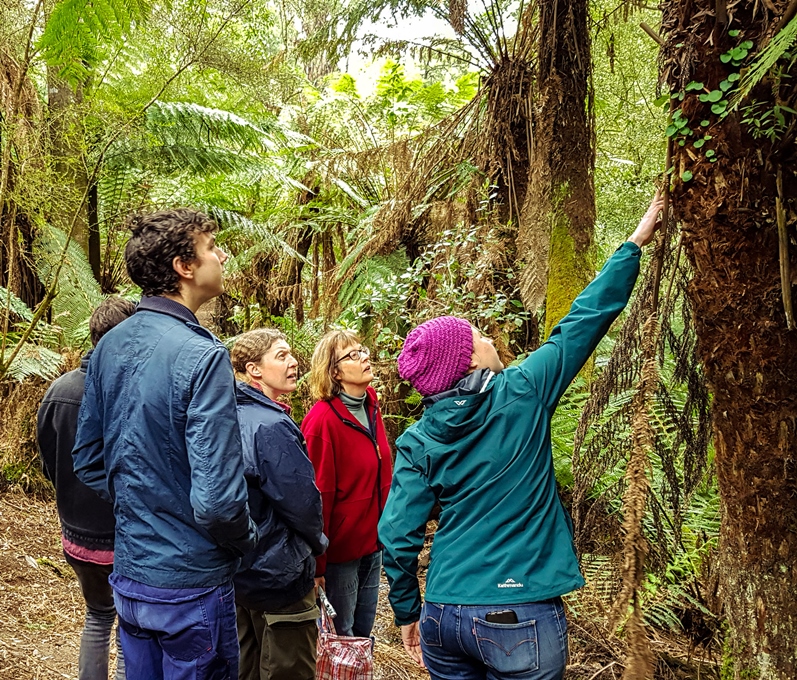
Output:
[231, 328, 287, 383]
[308, 329, 362, 401]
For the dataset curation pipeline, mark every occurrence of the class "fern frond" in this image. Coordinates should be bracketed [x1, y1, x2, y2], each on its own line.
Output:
[337, 251, 409, 310]
[0, 287, 35, 323]
[39, 0, 151, 86]
[2, 343, 64, 381]
[730, 15, 797, 109]
[209, 208, 311, 265]
[148, 102, 314, 154]
[34, 223, 104, 348]
[115, 145, 257, 175]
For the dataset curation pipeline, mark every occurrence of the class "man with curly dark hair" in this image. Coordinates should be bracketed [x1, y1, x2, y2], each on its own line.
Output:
[74, 208, 258, 680]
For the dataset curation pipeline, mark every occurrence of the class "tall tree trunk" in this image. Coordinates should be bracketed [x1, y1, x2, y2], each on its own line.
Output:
[87, 180, 101, 282]
[46, 73, 91, 258]
[1, 48, 46, 309]
[662, 1, 797, 676]
[519, 0, 595, 339]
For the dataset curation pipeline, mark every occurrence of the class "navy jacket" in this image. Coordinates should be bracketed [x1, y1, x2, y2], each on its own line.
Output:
[73, 297, 258, 588]
[37, 350, 115, 555]
[233, 381, 327, 611]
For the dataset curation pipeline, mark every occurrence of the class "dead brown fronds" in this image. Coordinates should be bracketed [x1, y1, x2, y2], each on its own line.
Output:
[609, 313, 658, 679]
[571, 208, 718, 672]
[0, 378, 53, 497]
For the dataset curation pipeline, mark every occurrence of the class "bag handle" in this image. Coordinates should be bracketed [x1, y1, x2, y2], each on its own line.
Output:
[317, 586, 337, 634]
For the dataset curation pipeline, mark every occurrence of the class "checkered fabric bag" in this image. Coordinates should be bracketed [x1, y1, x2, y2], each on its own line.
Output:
[316, 590, 373, 680]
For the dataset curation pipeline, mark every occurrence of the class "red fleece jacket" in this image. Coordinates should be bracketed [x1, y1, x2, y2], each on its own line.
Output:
[301, 387, 393, 575]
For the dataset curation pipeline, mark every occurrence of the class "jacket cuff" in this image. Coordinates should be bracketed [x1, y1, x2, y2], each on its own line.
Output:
[394, 613, 421, 626]
[620, 240, 642, 255]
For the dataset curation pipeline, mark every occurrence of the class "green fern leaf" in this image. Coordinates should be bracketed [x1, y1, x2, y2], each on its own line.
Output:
[39, 0, 151, 86]
[34, 223, 103, 348]
[2, 343, 64, 381]
[0, 287, 35, 323]
[731, 15, 797, 109]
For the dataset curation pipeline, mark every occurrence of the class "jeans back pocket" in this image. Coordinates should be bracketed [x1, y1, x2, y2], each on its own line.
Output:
[419, 602, 444, 648]
[473, 617, 539, 674]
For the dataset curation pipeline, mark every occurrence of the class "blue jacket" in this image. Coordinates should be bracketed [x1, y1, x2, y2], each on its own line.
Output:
[73, 297, 258, 588]
[379, 242, 641, 624]
[233, 381, 328, 610]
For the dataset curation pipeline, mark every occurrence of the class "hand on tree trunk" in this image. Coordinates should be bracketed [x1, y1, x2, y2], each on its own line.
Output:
[627, 192, 665, 248]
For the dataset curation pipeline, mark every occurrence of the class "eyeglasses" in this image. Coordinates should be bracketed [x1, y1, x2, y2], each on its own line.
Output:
[334, 346, 370, 365]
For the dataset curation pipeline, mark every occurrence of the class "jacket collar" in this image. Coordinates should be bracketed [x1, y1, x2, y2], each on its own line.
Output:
[235, 381, 291, 413]
[328, 386, 377, 436]
[80, 348, 94, 373]
[136, 296, 199, 326]
[422, 368, 494, 406]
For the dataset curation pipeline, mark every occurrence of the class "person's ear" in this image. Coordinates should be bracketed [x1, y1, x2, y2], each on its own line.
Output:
[172, 256, 194, 280]
[245, 361, 262, 379]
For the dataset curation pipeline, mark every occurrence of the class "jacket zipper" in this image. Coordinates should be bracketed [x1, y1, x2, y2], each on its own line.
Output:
[331, 401, 384, 551]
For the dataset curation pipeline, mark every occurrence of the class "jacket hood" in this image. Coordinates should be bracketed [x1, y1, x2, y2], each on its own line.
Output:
[80, 348, 94, 373]
[416, 368, 496, 444]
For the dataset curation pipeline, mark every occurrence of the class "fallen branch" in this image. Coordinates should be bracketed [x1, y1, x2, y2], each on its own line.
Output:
[776, 167, 795, 330]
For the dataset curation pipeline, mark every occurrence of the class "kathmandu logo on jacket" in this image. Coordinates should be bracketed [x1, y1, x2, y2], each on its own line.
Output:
[454, 400, 467, 406]
[497, 578, 524, 588]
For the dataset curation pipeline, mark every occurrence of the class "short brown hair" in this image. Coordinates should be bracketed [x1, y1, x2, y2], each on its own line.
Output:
[90, 297, 136, 346]
[230, 329, 287, 383]
[308, 329, 361, 401]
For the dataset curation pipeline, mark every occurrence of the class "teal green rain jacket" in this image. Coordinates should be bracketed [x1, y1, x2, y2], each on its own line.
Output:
[379, 241, 642, 625]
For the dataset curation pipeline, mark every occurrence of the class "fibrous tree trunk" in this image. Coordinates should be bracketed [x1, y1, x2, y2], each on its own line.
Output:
[46, 73, 101, 280]
[519, 0, 595, 339]
[0, 48, 46, 310]
[661, 1, 797, 676]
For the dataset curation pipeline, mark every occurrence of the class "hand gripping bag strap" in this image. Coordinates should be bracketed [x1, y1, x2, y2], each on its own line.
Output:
[316, 593, 374, 680]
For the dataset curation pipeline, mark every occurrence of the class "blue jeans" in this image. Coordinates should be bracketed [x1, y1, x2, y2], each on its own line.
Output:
[111, 574, 239, 680]
[419, 599, 568, 680]
[65, 554, 125, 680]
[324, 551, 381, 638]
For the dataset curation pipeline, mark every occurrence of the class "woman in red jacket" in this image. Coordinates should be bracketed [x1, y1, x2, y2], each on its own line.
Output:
[302, 330, 393, 638]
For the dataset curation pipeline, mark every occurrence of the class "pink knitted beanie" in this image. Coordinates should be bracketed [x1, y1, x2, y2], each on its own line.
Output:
[398, 316, 474, 396]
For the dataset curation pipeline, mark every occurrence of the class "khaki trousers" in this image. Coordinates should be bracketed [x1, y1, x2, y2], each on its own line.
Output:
[237, 588, 319, 680]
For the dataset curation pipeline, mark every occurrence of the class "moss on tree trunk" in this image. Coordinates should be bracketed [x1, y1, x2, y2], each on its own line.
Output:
[543, 186, 594, 342]
[518, 0, 595, 350]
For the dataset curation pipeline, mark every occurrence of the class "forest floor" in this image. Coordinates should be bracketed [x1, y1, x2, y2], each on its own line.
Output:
[0, 489, 715, 680]
[0, 489, 426, 680]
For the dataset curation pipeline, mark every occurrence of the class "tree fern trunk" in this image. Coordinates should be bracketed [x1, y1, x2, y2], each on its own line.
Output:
[662, 1, 797, 675]
[46, 72, 89, 254]
[519, 0, 595, 343]
[1, 48, 46, 309]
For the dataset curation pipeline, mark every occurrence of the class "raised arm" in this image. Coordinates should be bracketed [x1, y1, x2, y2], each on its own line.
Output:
[519, 194, 664, 410]
[378, 437, 436, 667]
[379, 462, 434, 625]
